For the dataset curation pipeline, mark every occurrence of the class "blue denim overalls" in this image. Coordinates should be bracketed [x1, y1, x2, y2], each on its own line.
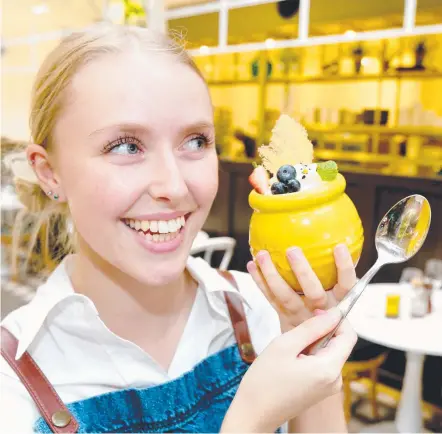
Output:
[1, 271, 258, 433]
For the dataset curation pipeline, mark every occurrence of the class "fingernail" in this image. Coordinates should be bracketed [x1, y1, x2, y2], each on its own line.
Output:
[313, 309, 326, 316]
[287, 247, 303, 260]
[246, 261, 256, 273]
[256, 251, 267, 263]
[334, 244, 348, 258]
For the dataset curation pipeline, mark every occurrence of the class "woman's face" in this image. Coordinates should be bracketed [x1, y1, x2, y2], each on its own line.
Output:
[51, 51, 218, 285]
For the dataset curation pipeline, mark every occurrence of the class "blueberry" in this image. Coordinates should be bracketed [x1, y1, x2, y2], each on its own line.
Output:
[286, 178, 301, 193]
[277, 165, 297, 183]
[271, 182, 287, 195]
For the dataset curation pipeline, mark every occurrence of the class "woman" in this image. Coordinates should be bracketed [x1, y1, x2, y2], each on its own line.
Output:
[1, 24, 357, 433]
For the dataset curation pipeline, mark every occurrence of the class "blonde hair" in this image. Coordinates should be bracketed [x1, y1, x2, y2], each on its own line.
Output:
[12, 24, 204, 276]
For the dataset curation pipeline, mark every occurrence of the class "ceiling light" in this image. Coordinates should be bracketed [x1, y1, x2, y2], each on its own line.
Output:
[32, 4, 49, 15]
[199, 45, 210, 55]
[265, 38, 276, 48]
[345, 30, 356, 37]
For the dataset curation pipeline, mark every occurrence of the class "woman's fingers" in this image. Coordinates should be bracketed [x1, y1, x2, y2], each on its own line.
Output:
[317, 318, 358, 367]
[255, 251, 306, 316]
[333, 244, 357, 301]
[282, 308, 342, 354]
[287, 247, 328, 311]
[250, 247, 355, 324]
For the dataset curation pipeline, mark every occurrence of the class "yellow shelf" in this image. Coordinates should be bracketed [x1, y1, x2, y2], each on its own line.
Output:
[207, 78, 258, 86]
[207, 71, 442, 86]
[306, 124, 442, 136]
[314, 150, 442, 172]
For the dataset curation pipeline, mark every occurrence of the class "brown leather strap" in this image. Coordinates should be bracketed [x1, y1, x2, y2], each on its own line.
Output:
[1, 326, 78, 433]
[218, 270, 256, 364]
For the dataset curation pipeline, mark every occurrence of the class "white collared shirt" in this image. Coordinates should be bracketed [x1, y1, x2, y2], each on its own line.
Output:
[0, 255, 281, 433]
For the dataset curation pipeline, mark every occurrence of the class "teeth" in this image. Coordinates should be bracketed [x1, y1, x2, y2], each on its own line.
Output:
[150, 221, 158, 233]
[158, 220, 169, 234]
[124, 214, 187, 239]
[168, 220, 176, 232]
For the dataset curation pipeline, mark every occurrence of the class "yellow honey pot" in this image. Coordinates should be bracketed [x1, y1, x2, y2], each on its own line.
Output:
[249, 174, 364, 293]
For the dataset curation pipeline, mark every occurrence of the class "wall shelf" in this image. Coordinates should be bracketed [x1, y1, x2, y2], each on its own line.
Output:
[306, 124, 442, 137]
[207, 71, 442, 86]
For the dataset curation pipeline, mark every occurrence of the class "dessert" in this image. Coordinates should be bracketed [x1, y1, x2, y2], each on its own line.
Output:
[248, 115, 364, 293]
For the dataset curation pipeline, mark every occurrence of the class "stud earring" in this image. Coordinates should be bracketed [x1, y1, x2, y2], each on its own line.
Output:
[47, 191, 53, 197]
[53, 194, 59, 200]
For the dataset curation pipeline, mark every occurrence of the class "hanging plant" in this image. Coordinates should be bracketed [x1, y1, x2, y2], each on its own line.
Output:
[123, 0, 145, 25]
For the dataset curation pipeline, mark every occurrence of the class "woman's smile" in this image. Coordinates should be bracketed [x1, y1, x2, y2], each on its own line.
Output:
[121, 212, 191, 253]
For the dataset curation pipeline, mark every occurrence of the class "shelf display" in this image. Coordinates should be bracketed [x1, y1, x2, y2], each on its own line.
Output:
[201, 34, 442, 178]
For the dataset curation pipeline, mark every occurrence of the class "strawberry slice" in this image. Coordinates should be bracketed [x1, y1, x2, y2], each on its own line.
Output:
[249, 165, 270, 194]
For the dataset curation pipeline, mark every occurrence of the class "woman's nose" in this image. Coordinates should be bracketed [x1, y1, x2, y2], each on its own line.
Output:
[147, 155, 189, 203]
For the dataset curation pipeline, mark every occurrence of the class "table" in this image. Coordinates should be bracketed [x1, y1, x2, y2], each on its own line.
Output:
[348, 283, 442, 433]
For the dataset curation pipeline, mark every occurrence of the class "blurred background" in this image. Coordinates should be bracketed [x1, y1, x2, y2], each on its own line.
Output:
[1, 0, 442, 432]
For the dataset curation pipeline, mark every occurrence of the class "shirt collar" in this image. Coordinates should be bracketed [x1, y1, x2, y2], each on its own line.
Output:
[14, 255, 250, 360]
[186, 256, 251, 312]
[15, 256, 79, 360]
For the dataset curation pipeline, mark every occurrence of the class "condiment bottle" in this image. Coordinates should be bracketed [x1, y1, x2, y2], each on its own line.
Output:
[423, 280, 433, 314]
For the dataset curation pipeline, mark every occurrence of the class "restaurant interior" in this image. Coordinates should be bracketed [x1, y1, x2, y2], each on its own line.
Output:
[1, 0, 441, 432]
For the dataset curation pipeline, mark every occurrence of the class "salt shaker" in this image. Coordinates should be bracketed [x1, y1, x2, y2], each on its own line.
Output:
[410, 279, 429, 318]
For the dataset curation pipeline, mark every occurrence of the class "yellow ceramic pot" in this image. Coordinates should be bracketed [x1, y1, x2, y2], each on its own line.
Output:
[249, 174, 364, 293]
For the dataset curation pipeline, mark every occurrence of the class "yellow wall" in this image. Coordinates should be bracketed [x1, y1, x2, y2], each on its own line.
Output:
[1, 0, 106, 141]
[2, 38, 63, 140]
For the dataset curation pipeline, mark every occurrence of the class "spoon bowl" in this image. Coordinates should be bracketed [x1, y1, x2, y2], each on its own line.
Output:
[375, 195, 431, 263]
[309, 194, 431, 354]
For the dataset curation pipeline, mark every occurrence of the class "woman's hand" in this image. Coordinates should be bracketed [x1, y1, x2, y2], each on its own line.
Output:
[247, 244, 357, 332]
[221, 309, 357, 432]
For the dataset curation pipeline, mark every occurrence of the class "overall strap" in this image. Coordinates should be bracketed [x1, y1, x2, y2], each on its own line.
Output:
[0, 326, 78, 433]
[217, 270, 256, 364]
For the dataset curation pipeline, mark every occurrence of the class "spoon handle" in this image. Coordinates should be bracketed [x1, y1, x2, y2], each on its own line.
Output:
[307, 259, 384, 355]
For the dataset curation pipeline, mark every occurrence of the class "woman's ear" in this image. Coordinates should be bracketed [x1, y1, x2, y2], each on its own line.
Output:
[27, 144, 64, 201]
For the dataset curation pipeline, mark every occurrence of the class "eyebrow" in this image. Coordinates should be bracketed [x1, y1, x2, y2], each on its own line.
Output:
[88, 121, 215, 138]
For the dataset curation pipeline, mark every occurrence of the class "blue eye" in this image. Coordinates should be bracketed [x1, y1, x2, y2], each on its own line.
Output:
[109, 142, 140, 155]
[185, 135, 208, 152]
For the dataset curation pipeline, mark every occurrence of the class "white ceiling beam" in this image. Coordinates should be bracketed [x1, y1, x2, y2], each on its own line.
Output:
[225, 0, 279, 9]
[219, 0, 228, 47]
[298, 0, 310, 40]
[145, 0, 167, 32]
[166, 0, 280, 19]
[166, 1, 220, 19]
[403, 0, 417, 31]
[189, 24, 442, 55]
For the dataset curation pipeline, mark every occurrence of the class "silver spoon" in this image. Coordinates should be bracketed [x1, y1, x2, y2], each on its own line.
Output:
[309, 194, 432, 354]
